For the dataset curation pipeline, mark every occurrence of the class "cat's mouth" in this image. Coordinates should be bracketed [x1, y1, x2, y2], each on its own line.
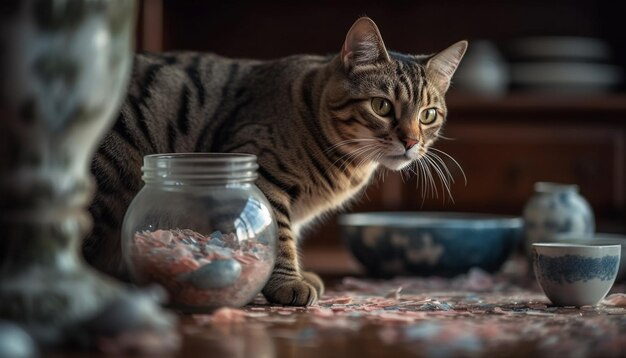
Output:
[378, 154, 414, 170]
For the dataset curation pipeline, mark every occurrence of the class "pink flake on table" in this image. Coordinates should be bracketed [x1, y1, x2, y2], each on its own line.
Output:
[311, 316, 361, 330]
[276, 306, 304, 311]
[245, 312, 270, 318]
[492, 307, 510, 315]
[602, 293, 626, 306]
[524, 310, 556, 316]
[398, 299, 433, 306]
[209, 307, 247, 323]
[385, 286, 403, 300]
[308, 307, 334, 317]
[318, 296, 353, 305]
[364, 297, 396, 306]
[373, 312, 417, 324]
[248, 307, 267, 311]
[427, 310, 470, 317]
[357, 304, 378, 312]
[464, 268, 495, 291]
[401, 311, 428, 319]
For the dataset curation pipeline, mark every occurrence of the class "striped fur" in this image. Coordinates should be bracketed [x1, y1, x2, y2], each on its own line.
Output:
[86, 18, 467, 306]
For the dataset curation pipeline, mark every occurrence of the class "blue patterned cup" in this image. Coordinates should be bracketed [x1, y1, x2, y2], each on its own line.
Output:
[532, 243, 620, 306]
[549, 233, 626, 282]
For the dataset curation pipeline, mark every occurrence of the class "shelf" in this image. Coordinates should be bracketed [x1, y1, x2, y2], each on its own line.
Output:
[446, 92, 626, 114]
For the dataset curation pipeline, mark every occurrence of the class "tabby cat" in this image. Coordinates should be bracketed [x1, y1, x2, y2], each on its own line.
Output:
[86, 17, 467, 306]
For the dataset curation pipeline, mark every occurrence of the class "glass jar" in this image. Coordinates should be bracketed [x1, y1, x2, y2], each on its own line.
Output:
[121, 153, 276, 311]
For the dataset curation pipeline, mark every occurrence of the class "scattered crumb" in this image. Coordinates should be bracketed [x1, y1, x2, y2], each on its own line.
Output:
[602, 293, 626, 307]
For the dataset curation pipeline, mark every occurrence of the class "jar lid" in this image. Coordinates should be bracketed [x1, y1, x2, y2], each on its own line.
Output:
[142, 153, 258, 185]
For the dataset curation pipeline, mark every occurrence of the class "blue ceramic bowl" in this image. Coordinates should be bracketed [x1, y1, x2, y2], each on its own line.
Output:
[339, 212, 523, 277]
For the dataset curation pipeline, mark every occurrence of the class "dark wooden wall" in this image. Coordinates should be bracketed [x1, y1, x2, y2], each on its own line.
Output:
[138, 0, 626, 78]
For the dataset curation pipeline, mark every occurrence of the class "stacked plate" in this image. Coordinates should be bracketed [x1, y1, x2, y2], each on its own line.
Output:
[508, 37, 623, 94]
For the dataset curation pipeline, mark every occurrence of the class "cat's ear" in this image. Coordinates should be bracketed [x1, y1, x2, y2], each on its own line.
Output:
[426, 41, 468, 93]
[341, 17, 390, 69]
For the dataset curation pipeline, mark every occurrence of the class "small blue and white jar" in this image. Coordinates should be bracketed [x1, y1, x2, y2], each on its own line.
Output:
[523, 182, 595, 256]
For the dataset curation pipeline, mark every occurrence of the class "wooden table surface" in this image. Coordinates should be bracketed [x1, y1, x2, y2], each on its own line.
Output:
[48, 260, 626, 358]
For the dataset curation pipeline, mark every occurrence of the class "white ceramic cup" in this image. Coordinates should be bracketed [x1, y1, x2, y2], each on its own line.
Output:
[532, 243, 620, 306]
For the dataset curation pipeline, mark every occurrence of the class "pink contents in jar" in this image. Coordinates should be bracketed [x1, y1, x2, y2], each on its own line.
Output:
[130, 229, 273, 310]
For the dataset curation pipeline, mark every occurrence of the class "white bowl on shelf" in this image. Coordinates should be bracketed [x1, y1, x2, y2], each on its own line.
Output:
[509, 37, 612, 61]
[511, 62, 623, 93]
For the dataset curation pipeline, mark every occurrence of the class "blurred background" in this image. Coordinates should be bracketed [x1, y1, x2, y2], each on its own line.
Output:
[134, 0, 626, 275]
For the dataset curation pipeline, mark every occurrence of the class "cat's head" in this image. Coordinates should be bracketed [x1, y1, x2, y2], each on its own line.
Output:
[323, 17, 467, 171]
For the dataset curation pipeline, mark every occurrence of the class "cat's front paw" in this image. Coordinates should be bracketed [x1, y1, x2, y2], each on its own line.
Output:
[302, 271, 324, 297]
[262, 276, 318, 306]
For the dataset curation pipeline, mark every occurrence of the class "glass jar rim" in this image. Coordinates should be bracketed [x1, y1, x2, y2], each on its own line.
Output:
[142, 153, 258, 185]
[144, 152, 256, 162]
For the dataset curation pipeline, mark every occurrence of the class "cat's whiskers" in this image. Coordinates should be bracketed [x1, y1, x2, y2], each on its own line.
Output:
[400, 162, 414, 184]
[414, 159, 428, 206]
[397, 147, 466, 204]
[408, 161, 428, 207]
[327, 138, 381, 168]
[325, 138, 384, 153]
[419, 156, 438, 199]
[330, 144, 374, 170]
[351, 146, 383, 174]
[429, 147, 467, 185]
[376, 163, 389, 183]
[437, 134, 455, 141]
[332, 143, 381, 174]
[419, 163, 429, 206]
[399, 167, 406, 184]
[423, 154, 454, 203]
[418, 160, 430, 204]
[429, 153, 455, 202]
[352, 151, 385, 203]
[407, 161, 419, 192]
[427, 152, 455, 185]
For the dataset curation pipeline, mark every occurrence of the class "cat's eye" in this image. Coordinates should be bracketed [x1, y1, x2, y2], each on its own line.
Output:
[420, 108, 438, 124]
[371, 98, 392, 117]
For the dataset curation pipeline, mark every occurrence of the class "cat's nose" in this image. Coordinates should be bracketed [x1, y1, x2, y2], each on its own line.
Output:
[402, 138, 418, 150]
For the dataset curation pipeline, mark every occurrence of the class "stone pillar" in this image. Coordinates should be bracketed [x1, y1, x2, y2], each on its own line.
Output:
[0, 0, 178, 350]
